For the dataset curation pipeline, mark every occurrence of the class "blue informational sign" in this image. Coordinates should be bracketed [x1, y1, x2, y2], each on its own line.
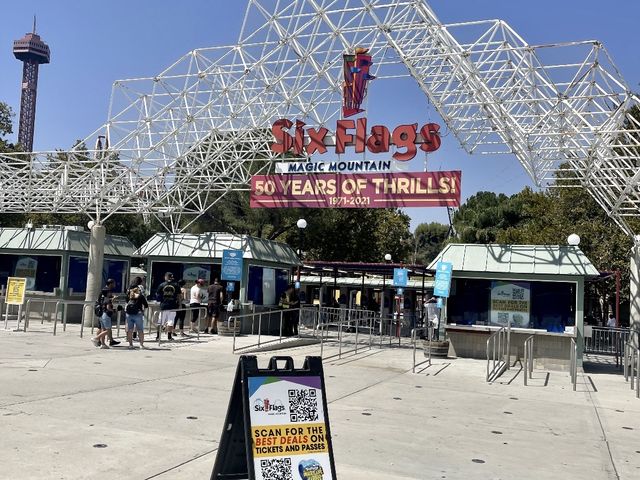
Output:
[393, 268, 408, 287]
[294, 281, 301, 290]
[397, 287, 404, 296]
[433, 261, 453, 298]
[226, 282, 235, 292]
[221, 249, 244, 281]
[436, 297, 443, 308]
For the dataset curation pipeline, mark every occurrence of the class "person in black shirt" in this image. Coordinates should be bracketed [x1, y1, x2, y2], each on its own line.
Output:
[206, 278, 224, 334]
[91, 278, 121, 348]
[125, 284, 149, 348]
[156, 272, 179, 341]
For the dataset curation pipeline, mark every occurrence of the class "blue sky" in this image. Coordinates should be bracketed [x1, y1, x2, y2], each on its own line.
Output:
[1, 1, 639, 230]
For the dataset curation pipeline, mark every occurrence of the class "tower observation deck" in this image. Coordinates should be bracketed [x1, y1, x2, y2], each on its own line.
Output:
[13, 22, 50, 152]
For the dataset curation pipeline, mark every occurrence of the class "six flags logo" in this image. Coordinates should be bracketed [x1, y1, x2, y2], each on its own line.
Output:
[270, 48, 442, 162]
[342, 47, 375, 118]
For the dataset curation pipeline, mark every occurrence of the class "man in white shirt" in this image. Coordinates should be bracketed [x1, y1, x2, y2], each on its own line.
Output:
[189, 279, 207, 333]
[607, 313, 616, 328]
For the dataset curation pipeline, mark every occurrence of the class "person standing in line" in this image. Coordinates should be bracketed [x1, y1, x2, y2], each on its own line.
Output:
[189, 279, 207, 333]
[288, 285, 300, 336]
[156, 272, 179, 341]
[125, 284, 148, 349]
[175, 279, 188, 337]
[607, 313, 617, 328]
[127, 276, 145, 340]
[425, 297, 440, 340]
[91, 278, 120, 348]
[206, 278, 224, 334]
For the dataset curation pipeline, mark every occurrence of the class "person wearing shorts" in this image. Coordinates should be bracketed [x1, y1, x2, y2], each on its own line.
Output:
[189, 279, 207, 333]
[125, 285, 148, 349]
[91, 280, 117, 349]
[156, 272, 179, 341]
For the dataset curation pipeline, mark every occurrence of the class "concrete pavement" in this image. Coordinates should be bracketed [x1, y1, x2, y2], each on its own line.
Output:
[0, 327, 639, 479]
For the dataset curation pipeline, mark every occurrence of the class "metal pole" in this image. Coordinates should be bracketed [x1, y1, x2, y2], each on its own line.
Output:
[636, 349, 640, 398]
[506, 320, 511, 370]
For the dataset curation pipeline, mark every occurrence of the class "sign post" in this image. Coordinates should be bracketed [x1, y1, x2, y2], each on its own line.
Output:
[392, 269, 408, 338]
[212, 355, 337, 480]
[4, 277, 27, 330]
[432, 262, 453, 340]
[221, 249, 244, 282]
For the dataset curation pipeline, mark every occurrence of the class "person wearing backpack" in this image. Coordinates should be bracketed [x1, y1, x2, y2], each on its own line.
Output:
[91, 279, 120, 348]
[125, 285, 148, 349]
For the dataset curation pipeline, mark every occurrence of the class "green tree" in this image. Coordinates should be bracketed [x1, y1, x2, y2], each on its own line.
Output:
[452, 191, 524, 243]
[0, 102, 16, 153]
[412, 221, 450, 264]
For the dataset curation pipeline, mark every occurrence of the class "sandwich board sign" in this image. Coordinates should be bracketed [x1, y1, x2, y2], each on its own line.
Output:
[211, 356, 337, 480]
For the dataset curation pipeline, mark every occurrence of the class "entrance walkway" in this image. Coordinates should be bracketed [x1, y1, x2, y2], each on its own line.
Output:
[1, 329, 638, 479]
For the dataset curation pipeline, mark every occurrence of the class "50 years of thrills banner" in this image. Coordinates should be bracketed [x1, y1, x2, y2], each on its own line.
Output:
[250, 171, 461, 209]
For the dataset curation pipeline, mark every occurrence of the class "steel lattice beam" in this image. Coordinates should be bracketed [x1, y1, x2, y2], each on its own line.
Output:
[0, 0, 638, 235]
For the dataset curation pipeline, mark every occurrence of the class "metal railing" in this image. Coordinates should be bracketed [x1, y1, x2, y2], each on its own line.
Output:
[569, 337, 577, 391]
[230, 305, 382, 356]
[486, 325, 510, 382]
[585, 326, 630, 366]
[231, 308, 288, 353]
[523, 335, 534, 386]
[411, 324, 435, 373]
[623, 342, 640, 399]
[317, 311, 378, 360]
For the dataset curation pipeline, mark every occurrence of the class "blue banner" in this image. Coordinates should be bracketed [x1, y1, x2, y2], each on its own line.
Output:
[433, 261, 453, 298]
[393, 268, 408, 287]
[221, 249, 244, 281]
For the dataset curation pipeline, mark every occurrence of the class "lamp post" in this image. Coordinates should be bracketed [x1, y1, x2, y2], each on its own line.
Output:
[381, 254, 391, 334]
[296, 218, 307, 284]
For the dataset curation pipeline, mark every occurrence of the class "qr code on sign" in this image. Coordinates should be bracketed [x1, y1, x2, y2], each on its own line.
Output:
[497, 312, 509, 323]
[288, 388, 318, 422]
[513, 288, 525, 300]
[260, 458, 292, 480]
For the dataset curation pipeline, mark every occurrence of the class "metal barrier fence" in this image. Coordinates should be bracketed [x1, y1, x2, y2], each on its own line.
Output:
[486, 325, 510, 382]
[230, 308, 289, 353]
[569, 337, 577, 391]
[623, 342, 640, 399]
[523, 335, 534, 386]
[585, 327, 630, 367]
[411, 325, 434, 373]
[231, 305, 393, 357]
[317, 310, 378, 360]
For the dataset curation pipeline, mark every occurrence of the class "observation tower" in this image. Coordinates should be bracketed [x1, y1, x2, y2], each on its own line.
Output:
[13, 19, 50, 152]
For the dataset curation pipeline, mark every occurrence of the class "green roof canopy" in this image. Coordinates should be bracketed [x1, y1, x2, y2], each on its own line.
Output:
[428, 244, 599, 277]
[134, 233, 300, 267]
[0, 227, 135, 257]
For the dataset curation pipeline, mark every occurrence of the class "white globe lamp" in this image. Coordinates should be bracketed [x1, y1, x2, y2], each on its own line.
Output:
[567, 233, 580, 246]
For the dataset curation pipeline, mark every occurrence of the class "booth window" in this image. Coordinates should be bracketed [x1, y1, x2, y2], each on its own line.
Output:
[68, 257, 128, 294]
[448, 278, 576, 331]
[247, 267, 290, 306]
[0, 254, 61, 293]
[149, 261, 222, 298]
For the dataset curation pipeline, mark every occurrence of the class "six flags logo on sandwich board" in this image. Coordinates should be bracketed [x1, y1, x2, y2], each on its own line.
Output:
[250, 47, 461, 209]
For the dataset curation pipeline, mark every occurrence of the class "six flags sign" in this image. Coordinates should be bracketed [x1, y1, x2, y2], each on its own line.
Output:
[250, 48, 462, 209]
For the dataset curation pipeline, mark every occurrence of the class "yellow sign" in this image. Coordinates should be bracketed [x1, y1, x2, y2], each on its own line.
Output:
[252, 422, 329, 458]
[6, 277, 27, 305]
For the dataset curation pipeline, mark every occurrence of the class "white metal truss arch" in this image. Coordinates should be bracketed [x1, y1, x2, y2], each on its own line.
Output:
[0, 0, 638, 234]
